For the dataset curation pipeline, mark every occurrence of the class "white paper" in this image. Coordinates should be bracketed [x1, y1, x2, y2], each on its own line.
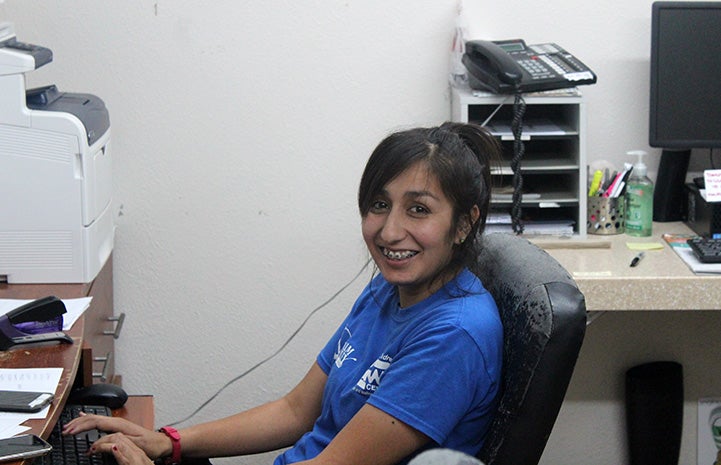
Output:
[0, 420, 30, 438]
[703, 169, 721, 202]
[0, 368, 63, 438]
[0, 368, 63, 392]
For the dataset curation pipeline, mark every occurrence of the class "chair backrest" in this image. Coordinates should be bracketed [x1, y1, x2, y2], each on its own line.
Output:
[475, 233, 587, 465]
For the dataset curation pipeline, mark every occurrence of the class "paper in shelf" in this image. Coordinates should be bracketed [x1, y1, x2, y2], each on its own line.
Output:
[487, 118, 570, 140]
[485, 219, 574, 236]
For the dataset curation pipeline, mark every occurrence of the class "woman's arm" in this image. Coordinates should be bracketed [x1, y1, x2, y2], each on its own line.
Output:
[306, 404, 431, 465]
[179, 362, 327, 457]
[66, 362, 327, 461]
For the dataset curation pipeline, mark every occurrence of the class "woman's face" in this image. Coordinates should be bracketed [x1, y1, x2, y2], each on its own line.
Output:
[362, 162, 467, 308]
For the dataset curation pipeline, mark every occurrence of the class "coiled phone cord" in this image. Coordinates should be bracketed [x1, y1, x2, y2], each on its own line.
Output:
[510, 91, 526, 234]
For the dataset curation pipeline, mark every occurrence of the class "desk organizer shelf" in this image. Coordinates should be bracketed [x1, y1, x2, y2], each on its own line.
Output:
[451, 87, 588, 238]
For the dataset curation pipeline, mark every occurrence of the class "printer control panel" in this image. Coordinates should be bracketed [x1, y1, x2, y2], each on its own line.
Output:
[0, 24, 52, 74]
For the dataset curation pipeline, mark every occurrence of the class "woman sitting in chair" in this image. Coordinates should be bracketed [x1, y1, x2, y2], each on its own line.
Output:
[64, 122, 504, 465]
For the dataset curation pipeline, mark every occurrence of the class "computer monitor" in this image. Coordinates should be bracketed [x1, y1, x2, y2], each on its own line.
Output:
[649, 1, 721, 221]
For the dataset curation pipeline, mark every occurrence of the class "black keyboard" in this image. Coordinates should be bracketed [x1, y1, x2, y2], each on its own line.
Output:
[687, 237, 721, 263]
[44, 404, 118, 465]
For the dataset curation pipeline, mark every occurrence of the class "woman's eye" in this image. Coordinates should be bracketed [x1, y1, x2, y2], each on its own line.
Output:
[409, 205, 429, 215]
[370, 200, 389, 212]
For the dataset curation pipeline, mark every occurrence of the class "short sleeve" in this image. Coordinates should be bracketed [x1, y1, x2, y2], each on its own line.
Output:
[366, 323, 497, 445]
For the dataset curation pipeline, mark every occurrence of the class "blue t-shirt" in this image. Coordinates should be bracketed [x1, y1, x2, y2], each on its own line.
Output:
[274, 268, 502, 465]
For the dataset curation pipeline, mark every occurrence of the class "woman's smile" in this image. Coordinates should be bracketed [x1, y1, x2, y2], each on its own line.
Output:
[381, 247, 419, 261]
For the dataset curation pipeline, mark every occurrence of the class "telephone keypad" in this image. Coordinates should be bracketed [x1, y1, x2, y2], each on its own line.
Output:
[518, 59, 553, 79]
[538, 55, 567, 75]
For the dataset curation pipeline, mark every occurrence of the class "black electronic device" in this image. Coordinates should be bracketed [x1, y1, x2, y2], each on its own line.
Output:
[0, 390, 53, 413]
[68, 383, 128, 409]
[686, 236, 721, 263]
[685, 183, 721, 237]
[650, 2, 721, 221]
[462, 39, 597, 94]
[0, 434, 52, 463]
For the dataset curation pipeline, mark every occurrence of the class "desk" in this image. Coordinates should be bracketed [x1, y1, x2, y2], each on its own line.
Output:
[0, 319, 84, 440]
[0, 310, 153, 463]
[0, 257, 151, 465]
[538, 222, 721, 311]
[532, 222, 721, 464]
[0, 335, 153, 440]
[0, 256, 122, 385]
[0, 315, 152, 465]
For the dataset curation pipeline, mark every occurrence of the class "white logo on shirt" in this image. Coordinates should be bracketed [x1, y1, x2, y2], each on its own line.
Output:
[334, 327, 357, 368]
[355, 354, 393, 396]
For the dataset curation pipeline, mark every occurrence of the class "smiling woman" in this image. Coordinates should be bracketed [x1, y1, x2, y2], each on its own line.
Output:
[62, 122, 505, 465]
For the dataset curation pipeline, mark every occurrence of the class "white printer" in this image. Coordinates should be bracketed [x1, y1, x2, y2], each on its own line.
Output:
[0, 22, 114, 283]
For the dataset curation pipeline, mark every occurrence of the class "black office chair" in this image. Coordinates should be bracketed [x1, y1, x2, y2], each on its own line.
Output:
[474, 233, 587, 465]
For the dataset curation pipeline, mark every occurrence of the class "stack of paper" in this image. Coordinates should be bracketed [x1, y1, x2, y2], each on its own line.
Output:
[0, 368, 63, 438]
[486, 211, 575, 236]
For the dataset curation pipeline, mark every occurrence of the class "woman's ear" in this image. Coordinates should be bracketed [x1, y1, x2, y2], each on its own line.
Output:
[456, 205, 481, 244]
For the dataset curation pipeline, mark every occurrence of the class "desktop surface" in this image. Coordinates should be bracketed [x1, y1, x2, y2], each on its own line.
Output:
[0, 319, 83, 440]
[537, 222, 721, 311]
[0, 268, 153, 465]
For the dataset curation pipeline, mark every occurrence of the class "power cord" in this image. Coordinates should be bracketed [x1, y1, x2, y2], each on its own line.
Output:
[168, 257, 373, 427]
[710, 148, 718, 170]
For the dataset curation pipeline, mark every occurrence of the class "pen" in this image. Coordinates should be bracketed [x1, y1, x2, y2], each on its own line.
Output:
[630, 252, 645, 267]
[603, 171, 624, 198]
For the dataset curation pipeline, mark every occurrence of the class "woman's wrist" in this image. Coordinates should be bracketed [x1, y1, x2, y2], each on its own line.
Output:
[157, 426, 182, 465]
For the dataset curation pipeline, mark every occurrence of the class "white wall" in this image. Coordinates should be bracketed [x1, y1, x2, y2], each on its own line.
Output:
[2, 1, 718, 464]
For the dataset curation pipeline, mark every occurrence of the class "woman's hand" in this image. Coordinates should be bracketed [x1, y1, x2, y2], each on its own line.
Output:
[92, 433, 155, 465]
[63, 413, 172, 460]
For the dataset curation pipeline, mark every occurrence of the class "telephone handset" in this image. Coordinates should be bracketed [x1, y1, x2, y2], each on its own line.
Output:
[462, 39, 597, 94]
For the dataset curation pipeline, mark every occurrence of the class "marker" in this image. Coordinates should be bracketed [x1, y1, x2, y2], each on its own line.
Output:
[588, 170, 603, 196]
[630, 252, 645, 267]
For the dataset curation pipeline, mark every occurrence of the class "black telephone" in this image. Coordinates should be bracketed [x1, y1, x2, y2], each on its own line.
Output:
[462, 39, 596, 94]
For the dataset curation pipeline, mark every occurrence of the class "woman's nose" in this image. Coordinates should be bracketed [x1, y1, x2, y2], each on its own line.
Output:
[379, 209, 406, 242]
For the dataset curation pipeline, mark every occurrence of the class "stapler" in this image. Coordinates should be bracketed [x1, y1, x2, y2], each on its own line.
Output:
[0, 296, 74, 350]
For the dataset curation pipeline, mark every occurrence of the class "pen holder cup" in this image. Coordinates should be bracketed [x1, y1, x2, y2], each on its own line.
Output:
[587, 196, 625, 235]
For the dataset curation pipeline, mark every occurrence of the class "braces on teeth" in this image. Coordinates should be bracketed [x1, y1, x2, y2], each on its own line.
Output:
[384, 249, 417, 260]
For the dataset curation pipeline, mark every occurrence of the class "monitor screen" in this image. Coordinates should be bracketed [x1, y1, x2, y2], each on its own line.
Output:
[649, 1, 721, 149]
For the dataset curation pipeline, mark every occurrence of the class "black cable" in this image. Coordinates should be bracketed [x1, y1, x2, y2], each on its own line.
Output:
[168, 258, 373, 427]
[510, 91, 526, 234]
[711, 148, 718, 170]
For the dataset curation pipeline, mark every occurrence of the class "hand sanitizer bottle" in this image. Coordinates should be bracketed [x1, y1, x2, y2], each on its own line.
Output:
[448, 0, 469, 89]
[625, 150, 654, 237]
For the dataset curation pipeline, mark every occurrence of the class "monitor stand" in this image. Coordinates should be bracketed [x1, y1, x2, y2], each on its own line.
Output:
[653, 149, 691, 222]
